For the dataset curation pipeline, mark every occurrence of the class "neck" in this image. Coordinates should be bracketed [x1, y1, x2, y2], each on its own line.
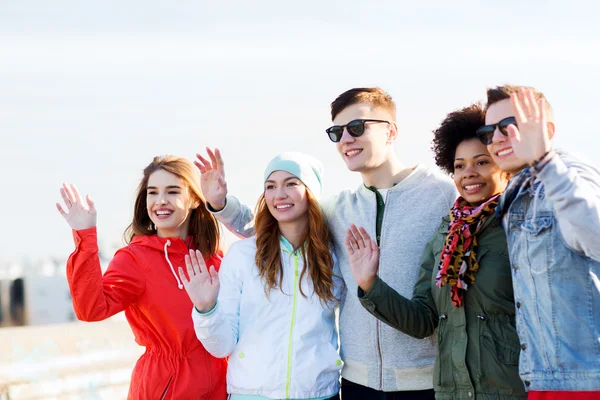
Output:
[278, 219, 308, 249]
[156, 219, 190, 240]
[361, 156, 411, 189]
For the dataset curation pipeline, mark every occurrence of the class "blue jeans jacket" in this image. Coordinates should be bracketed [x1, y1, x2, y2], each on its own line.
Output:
[499, 150, 600, 391]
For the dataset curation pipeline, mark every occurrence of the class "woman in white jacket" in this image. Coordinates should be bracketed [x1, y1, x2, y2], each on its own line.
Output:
[180, 152, 343, 400]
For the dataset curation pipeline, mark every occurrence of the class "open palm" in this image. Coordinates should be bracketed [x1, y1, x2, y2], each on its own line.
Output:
[345, 224, 380, 292]
[179, 249, 220, 313]
[56, 183, 97, 230]
[195, 147, 228, 210]
[507, 87, 553, 164]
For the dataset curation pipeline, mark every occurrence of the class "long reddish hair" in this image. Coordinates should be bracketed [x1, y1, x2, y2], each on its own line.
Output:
[124, 155, 220, 257]
[254, 188, 337, 304]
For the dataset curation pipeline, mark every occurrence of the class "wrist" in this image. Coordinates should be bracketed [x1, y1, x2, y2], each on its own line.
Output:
[194, 301, 217, 314]
[207, 198, 226, 212]
[530, 150, 553, 171]
[359, 276, 377, 293]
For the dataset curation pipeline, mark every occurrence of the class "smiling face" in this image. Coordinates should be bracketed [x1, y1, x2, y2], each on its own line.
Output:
[453, 138, 508, 206]
[485, 99, 529, 174]
[264, 170, 309, 227]
[146, 169, 198, 239]
[332, 102, 395, 173]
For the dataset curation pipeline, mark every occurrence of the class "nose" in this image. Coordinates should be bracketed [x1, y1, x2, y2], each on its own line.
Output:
[274, 186, 288, 199]
[491, 126, 506, 144]
[463, 164, 478, 178]
[157, 194, 168, 205]
[339, 127, 355, 144]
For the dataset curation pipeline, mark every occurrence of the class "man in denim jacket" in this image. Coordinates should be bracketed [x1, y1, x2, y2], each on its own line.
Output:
[479, 85, 600, 399]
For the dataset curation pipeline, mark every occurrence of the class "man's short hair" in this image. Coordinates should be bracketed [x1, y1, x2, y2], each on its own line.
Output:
[485, 85, 554, 120]
[330, 87, 396, 121]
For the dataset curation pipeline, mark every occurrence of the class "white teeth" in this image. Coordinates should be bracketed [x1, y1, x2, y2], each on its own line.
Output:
[465, 184, 483, 190]
[275, 204, 292, 209]
[346, 149, 361, 157]
[156, 210, 172, 216]
[497, 148, 513, 157]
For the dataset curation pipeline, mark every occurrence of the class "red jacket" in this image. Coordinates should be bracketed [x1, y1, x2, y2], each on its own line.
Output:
[67, 227, 227, 400]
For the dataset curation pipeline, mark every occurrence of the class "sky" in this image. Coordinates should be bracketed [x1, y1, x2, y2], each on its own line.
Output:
[2, 0, 600, 261]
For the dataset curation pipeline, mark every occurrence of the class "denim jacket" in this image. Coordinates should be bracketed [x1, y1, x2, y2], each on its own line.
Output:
[498, 150, 600, 391]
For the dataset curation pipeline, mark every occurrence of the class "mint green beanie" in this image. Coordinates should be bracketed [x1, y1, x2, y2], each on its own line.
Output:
[263, 152, 324, 199]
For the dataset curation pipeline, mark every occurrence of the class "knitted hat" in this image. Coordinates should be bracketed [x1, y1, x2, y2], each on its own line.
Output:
[263, 152, 324, 199]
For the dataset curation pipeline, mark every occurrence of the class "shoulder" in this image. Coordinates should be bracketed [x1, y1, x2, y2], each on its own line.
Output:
[556, 149, 600, 176]
[223, 237, 258, 260]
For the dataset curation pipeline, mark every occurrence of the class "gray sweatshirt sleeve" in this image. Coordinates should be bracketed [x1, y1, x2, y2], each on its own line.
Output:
[209, 195, 256, 239]
[534, 151, 600, 262]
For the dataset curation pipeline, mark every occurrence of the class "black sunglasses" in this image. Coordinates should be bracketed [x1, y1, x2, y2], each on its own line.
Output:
[475, 116, 518, 145]
[326, 119, 390, 143]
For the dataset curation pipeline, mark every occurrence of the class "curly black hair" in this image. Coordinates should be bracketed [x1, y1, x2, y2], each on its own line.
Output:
[431, 103, 486, 174]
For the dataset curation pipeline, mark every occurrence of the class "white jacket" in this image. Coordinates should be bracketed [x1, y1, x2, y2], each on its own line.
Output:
[192, 236, 343, 399]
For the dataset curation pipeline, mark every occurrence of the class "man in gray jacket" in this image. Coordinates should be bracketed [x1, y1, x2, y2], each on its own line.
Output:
[197, 88, 457, 399]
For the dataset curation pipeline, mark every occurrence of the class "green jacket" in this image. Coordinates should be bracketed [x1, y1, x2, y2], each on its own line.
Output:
[359, 216, 526, 400]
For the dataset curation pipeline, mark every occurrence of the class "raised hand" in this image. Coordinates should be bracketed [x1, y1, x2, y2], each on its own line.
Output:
[179, 249, 220, 313]
[344, 224, 380, 292]
[195, 147, 228, 210]
[507, 87, 553, 165]
[56, 183, 97, 230]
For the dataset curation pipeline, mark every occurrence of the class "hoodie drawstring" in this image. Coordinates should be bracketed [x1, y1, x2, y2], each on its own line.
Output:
[164, 240, 184, 290]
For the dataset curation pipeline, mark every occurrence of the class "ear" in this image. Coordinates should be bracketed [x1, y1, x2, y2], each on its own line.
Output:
[387, 122, 398, 144]
[546, 121, 556, 140]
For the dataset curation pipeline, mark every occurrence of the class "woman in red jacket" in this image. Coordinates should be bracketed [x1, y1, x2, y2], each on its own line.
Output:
[56, 155, 227, 400]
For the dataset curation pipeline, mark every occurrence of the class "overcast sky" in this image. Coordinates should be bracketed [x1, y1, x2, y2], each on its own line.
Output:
[2, 0, 599, 261]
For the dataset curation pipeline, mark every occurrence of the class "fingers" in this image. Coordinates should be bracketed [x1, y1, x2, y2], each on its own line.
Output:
[185, 252, 197, 279]
[538, 97, 547, 127]
[195, 153, 212, 173]
[369, 238, 380, 255]
[206, 147, 218, 168]
[346, 227, 359, 251]
[60, 187, 72, 208]
[518, 87, 533, 119]
[208, 265, 219, 284]
[56, 203, 67, 218]
[507, 124, 521, 143]
[70, 184, 83, 205]
[62, 183, 76, 204]
[510, 93, 527, 125]
[525, 88, 540, 120]
[86, 194, 95, 212]
[214, 148, 225, 176]
[178, 267, 189, 285]
[357, 226, 373, 244]
[349, 224, 366, 249]
[344, 236, 355, 255]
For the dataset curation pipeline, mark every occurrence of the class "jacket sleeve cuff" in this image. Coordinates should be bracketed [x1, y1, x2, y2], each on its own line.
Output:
[194, 301, 219, 317]
[72, 227, 98, 251]
[357, 276, 384, 300]
[206, 195, 241, 224]
[532, 151, 569, 191]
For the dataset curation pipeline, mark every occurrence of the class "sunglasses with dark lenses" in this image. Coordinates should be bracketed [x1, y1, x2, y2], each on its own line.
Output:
[475, 116, 518, 145]
[326, 119, 390, 143]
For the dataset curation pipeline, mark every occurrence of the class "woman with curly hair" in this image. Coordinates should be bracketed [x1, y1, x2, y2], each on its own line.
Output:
[345, 104, 526, 399]
[181, 152, 342, 400]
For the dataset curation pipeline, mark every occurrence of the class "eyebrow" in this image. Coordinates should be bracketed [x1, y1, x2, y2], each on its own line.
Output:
[265, 177, 299, 184]
[454, 154, 490, 161]
[147, 185, 182, 190]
